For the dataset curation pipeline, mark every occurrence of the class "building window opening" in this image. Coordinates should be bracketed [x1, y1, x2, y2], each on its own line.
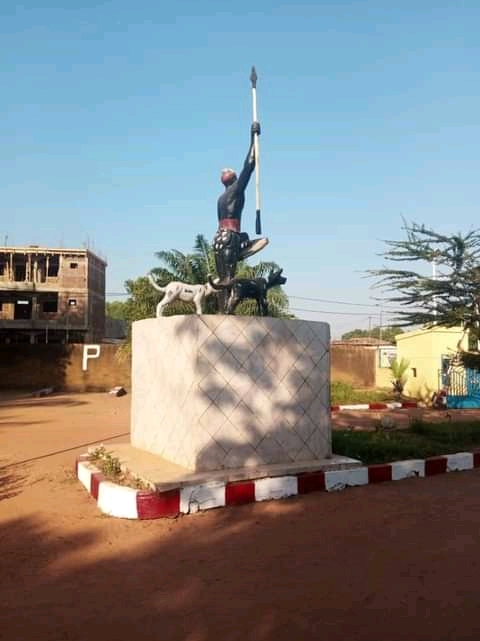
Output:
[42, 295, 58, 313]
[68, 298, 77, 307]
[70, 262, 78, 269]
[14, 299, 32, 320]
[47, 256, 59, 277]
[14, 264, 26, 281]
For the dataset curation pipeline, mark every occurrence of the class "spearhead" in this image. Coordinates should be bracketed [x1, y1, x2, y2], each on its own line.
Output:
[250, 65, 257, 89]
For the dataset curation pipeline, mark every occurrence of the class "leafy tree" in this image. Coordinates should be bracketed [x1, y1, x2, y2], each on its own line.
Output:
[341, 326, 404, 343]
[122, 276, 161, 322]
[369, 221, 480, 344]
[105, 300, 128, 320]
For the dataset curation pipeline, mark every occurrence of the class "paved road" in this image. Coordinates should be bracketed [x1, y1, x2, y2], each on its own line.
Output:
[1, 393, 480, 641]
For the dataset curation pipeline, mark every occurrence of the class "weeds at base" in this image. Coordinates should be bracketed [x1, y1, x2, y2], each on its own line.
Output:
[87, 446, 150, 490]
[61, 468, 77, 483]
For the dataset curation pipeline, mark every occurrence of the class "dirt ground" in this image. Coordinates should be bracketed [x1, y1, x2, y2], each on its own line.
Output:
[2, 392, 480, 641]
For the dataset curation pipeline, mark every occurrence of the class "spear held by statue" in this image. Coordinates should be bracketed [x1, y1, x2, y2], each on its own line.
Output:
[250, 65, 262, 235]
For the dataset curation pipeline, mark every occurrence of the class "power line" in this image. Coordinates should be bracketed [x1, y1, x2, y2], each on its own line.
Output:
[107, 290, 397, 310]
[289, 306, 398, 317]
[106, 293, 399, 319]
[289, 295, 393, 308]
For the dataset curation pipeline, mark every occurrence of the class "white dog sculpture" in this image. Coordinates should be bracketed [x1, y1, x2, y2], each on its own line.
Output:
[148, 274, 216, 317]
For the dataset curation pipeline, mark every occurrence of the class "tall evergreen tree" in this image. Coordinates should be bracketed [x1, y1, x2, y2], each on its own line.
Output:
[369, 221, 480, 344]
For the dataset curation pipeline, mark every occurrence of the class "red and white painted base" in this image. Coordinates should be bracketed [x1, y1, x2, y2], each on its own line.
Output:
[331, 401, 418, 412]
[76, 450, 480, 520]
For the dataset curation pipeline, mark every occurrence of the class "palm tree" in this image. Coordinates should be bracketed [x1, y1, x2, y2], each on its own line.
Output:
[390, 357, 410, 398]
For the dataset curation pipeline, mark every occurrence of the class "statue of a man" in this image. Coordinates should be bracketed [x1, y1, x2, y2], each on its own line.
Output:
[212, 122, 268, 284]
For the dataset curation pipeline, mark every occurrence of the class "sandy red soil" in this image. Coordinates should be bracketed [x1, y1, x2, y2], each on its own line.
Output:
[1, 391, 480, 641]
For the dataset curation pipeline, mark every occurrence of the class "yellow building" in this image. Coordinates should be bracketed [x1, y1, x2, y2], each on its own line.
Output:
[395, 326, 468, 400]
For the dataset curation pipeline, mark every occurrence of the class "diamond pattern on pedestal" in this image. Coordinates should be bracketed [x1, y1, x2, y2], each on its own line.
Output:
[215, 418, 246, 453]
[211, 348, 242, 384]
[198, 402, 228, 439]
[268, 343, 301, 383]
[223, 442, 258, 469]
[212, 316, 243, 345]
[304, 395, 330, 426]
[256, 434, 292, 465]
[292, 413, 318, 445]
[198, 338, 228, 370]
[292, 352, 317, 381]
[227, 342, 253, 368]
[308, 338, 330, 364]
[270, 319, 296, 345]
[273, 426, 306, 459]
[282, 402, 307, 429]
[238, 323, 266, 351]
[289, 319, 316, 345]
[228, 369, 255, 401]
[254, 366, 276, 397]
[228, 401, 264, 449]
[253, 333, 277, 369]
[200, 314, 228, 332]
[131, 316, 331, 471]
[196, 441, 228, 471]
[306, 427, 331, 458]
[241, 349, 268, 383]
[245, 388, 275, 430]
[198, 369, 227, 403]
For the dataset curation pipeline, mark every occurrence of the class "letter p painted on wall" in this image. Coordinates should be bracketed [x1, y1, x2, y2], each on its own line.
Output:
[82, 345, 101, 371]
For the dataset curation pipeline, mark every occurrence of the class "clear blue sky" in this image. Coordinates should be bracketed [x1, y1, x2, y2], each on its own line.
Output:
[3, 0, 479, 337]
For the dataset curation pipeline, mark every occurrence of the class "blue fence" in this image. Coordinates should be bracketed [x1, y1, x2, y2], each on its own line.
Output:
[446, 366, 480, 409]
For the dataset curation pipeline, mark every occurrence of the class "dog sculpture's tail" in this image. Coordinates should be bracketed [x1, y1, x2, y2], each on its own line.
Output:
[148, 273, 168, 293]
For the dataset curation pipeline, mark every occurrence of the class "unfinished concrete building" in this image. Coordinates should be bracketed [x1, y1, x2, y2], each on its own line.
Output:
[0, 246, 107, 344]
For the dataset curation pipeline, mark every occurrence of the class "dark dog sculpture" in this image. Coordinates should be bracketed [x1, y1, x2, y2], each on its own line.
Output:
[209, 268, 287, 316]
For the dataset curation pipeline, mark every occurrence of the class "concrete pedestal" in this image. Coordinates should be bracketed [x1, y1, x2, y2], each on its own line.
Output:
[131, 315, 331, 472]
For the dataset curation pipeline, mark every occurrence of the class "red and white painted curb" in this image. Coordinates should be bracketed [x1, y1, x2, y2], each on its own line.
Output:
[76, 450, 480, 520]
[331, 401, 418, 412]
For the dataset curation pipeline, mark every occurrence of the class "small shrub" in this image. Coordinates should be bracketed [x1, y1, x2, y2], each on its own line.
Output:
[87, 446, 149, 490]
[390, 357, 410, 397]
[331, 381, 356, 404]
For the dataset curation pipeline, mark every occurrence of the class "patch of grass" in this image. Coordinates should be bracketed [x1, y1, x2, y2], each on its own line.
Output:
[331, 381, 394, 405]
[332, 420, 480, 465]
